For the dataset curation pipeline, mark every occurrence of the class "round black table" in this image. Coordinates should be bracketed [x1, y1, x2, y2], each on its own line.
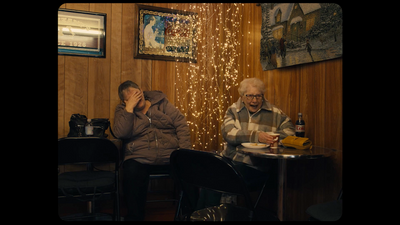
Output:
[236, 145, 335, 221]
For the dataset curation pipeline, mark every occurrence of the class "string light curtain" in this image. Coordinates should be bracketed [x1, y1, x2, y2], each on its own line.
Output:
[173, 3, 246, 151]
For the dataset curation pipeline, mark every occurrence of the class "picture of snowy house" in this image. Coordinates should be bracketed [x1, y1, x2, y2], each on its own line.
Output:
[269, 3, 321, 42]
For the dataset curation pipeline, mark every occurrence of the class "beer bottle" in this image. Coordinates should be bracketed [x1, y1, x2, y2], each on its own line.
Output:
[295, 113, 305, 137]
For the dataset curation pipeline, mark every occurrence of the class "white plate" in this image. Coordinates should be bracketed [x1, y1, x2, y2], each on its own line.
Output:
[241, 143, 269, 149]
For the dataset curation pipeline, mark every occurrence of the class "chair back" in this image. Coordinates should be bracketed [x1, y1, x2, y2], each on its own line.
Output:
[170, 149, 254, 209]
[58, 137, 119, 168]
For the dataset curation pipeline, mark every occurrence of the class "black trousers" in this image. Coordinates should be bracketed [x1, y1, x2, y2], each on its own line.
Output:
[122, 158, 171, 221]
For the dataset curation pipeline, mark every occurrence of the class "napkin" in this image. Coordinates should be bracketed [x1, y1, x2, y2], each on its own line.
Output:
[281, 136, 312, 150]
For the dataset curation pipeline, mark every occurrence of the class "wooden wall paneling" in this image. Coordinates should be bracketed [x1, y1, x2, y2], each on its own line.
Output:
[174, 3, 198, 148]
[139, 3, 154, 92]
[216, 3, 226, 149]
[58, 56, 65, 172]
[205, 3, 217, 151]
[300, 62, 326, 146]
[63, 3, 90, 173]
[164, 1, 178, 105]
[166, 61, 176, 105]
[272, 66, 300, 123]
[121, 3, 141, 84]
[299, 63, 316, 143]
[232, 3, 242, 103]
[141, 60, 152, 92]
[247, 4, 256, 80]
[314, 63, 326, 147]
[176, 60, 193, 146]
[325, 58, 342, 151]
[150, 44, 176, 101]
[241, 3, 251, 79]
[262, 70, 275, 105]
[230, 4, 242, 103]
[324, 57, 343, 198]
[192, 3, 204, 150]
[175, 60, 189, 115]
[212, 3, 222, 151]
[152, 60, 166, 92]
[203, 3, 217, 151]
[253, 4, 262, 78]
[88, 3, 112, 123]
[171, 2, 185, 107]
[110, 3, 123, 128]
[64, 57, 89, 135]
[63, 3, 90, 136]
[313, 62, 326, 147]
[150, 0, 165, 93]
[195, 3, 205, 148]
[65, 3, 89, 11]
[148, 3, 174, 96]
[58, 56, 65, 137]
[58, 2, 66, 137]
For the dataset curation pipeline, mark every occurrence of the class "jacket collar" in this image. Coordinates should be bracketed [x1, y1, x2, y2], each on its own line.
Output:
[143, 91, 166, 105]
[236, 96, 272, 113]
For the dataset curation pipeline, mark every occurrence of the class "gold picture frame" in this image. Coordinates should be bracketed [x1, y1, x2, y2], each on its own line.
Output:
[134, 4, 197, 62]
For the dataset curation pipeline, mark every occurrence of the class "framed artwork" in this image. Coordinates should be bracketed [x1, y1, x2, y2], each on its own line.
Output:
[260, 3, 342, 70]
[58, 8, 106, 57]
[135, 4, 197, 62]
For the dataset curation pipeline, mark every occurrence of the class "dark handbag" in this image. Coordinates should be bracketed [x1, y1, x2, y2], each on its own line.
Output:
[67, 114, 87, 137]
[67, 114, 116, 138]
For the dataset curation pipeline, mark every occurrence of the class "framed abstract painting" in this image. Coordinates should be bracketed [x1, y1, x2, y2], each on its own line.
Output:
[135, 4, 197, 62]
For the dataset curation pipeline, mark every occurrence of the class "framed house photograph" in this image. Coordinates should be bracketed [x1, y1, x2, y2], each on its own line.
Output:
[58, 8, 106, 57]
[260, 3, 342, 70]
[135, 4, 197, 62]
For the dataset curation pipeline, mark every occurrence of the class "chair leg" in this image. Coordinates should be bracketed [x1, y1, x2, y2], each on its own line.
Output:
[113, 192, 120, 221]
[254, 181, 267, 209]
[174, 191, 183, 221]
[116, 193, 120, 221]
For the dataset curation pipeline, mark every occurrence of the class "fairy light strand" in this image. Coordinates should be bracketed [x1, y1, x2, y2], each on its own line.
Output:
[174, 3, 245, 151]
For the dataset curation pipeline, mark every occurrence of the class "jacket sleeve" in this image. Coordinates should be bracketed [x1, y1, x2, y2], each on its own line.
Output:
[113, 104, 136, 139]
[163, 100, 192, 149]
[274, 113, 296, 141]
[221, 106, 259, 146]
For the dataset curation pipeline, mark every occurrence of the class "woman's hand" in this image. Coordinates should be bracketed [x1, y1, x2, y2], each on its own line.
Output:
[258, 132, 277, 144]
[124, 89, 142, 113]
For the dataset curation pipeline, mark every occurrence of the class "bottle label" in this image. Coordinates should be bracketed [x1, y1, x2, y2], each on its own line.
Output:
[295, 125, 305, 132]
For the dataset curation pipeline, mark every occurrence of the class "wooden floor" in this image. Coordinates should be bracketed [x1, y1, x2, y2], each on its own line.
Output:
[58, 174, 279, 221]
[58, 193, 178, 221]
[58, 190, 280, 221]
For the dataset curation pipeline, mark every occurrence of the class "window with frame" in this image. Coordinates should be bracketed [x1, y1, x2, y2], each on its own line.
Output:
[275, 10, 281, 23]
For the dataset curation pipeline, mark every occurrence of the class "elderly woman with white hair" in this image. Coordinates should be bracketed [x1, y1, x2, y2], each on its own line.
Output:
[221, 77, 295, 171]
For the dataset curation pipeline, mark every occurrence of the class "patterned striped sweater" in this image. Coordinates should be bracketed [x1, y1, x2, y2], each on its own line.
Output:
[221, 97, 295, 167]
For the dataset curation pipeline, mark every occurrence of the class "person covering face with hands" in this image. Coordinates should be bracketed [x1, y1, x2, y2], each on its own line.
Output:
[123, 87, 146, 113]
[221, 78, 295, 170]
[113, 80, 191, 221]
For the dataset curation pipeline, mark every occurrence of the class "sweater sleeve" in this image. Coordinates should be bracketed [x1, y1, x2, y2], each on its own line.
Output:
[113, 104, 136, 139]
[274, 113, 296, 142]
[221, 106, 259, 146]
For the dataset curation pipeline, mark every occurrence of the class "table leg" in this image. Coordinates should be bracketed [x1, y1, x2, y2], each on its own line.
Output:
[277, 159, 287, 221]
